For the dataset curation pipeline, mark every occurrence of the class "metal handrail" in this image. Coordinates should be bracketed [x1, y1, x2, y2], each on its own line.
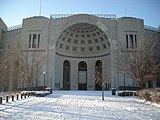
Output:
[7, 24, 22, 31]
[144, 25, 159, 32]
[50, 14, 116, 20]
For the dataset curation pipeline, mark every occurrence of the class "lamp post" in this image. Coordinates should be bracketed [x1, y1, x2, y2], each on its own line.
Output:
[22, 72, 24, 89]
[124, 73, 126, 90]
[43, 71, 46, 91]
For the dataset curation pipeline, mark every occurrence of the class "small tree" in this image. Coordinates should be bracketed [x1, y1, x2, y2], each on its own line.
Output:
[0, 54, 10, 91]
[95, 61, 111, 100]
[116, 40, 160, 88]
[17, 49, 45, 90]
[0, 41, 45, 91]
[0, 43, 19, 91]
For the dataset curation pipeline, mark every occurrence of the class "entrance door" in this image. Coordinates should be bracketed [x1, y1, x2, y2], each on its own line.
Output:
[78, 61, 87, 90]
[63, 60, 70, 90]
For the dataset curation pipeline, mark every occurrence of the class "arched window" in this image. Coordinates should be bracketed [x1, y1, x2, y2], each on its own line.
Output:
[95, 60, 102, 90]
[63, 60, 70, 90]
[78, 61, 87, 90]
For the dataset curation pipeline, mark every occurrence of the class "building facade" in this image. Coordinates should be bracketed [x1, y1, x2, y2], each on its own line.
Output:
[0, 14, 160, 91]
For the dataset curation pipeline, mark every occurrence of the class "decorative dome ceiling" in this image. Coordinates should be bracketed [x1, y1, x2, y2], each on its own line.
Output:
[56, 23, 110, 57]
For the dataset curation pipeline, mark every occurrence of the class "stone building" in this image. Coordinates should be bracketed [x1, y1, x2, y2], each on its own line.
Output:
[0, 14, 160, 91]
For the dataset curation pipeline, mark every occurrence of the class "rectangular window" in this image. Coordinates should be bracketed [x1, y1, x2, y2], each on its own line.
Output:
[126, 33, 138, 49]
[135, 35, 137, 49]
[29, 33, 41, 48]
[29, 34, 32, 48]
[126, 35, 128, 49]
[32, 34, 37, 48]
[37, 34, 40, 48]
[129, 35, 134, 49]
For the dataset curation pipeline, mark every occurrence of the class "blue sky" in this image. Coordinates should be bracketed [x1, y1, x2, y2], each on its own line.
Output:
[0, 0, 159, 28]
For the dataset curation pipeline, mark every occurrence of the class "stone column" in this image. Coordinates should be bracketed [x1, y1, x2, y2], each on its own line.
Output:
[70, 60, 78, 90]
[87, 60, 95, 90]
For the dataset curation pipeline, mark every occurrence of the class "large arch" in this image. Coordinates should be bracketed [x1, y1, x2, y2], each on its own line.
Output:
[63, 60, 70, 90]
[55, 22, 111, 90]
[95, 60, 102, 90]
[78, 61, 87, 90]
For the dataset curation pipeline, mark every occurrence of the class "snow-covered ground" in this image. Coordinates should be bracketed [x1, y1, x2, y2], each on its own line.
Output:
[0, 91, 160, 120]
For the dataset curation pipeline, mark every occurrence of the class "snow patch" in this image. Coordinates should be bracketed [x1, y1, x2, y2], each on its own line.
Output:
[136, 98, 160, 108]
[0, 91, 160, 120]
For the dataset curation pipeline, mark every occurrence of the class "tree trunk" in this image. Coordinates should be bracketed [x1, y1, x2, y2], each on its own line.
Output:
[140, 82, 147, 89]
[27, 82, 31, 91]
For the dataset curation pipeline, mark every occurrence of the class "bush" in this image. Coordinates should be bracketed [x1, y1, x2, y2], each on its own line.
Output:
[137, 88, 160, 104]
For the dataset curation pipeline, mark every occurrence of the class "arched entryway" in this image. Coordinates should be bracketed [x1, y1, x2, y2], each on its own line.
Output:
[55, 21, 111, 91]
[95, 60, 102, 90]
[78, 61, 87, 90]
[63, 60, 70, 90]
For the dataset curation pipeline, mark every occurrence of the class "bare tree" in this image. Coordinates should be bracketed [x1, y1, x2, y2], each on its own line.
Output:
[0, 43, 19, 91]
[95, 61, 111, 100]
[0, 41, 45, 91]
[0, 53, 10, 91]
[17, 48, 45, 90]
[115, 40, 160, 89]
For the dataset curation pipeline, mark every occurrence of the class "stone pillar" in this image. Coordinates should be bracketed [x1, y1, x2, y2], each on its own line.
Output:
[87, 60, 95, 90]
[70, 61, 78, 90]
